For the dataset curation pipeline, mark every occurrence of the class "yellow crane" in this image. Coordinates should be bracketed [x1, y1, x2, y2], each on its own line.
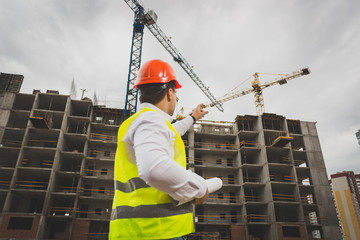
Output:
[204, 67, 310, 115]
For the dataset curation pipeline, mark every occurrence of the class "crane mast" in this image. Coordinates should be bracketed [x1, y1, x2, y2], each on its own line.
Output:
[123, 0, 145, 119]
[123, 0, 223, 119]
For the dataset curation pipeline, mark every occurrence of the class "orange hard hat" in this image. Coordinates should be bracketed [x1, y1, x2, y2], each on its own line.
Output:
[134, 59, 182, 89]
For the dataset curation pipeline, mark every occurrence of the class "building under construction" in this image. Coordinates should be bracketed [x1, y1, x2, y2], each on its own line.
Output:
[0, 73, 341, 239]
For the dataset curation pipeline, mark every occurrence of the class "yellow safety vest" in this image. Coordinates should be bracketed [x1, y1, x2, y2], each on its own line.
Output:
[109, 108, 194, 240]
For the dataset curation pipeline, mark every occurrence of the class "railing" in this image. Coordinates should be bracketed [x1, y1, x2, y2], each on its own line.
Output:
[301, 194, 315, 204]
[243, 195, 261, 202]
[191, 158, 235, 167]
[27, 139, 57, 148]
[15, 180, 48, 190]
[79, 187, 114, 197]
[88, 150, 115, 159]
[1, 140, 22, 147]
[197, 214, 243, 224]
[243, 176, 261, 183]
[87, 232, 109, 240]
[55, 186, 81, 193]
[187, 232, 221, 240]
[207, 194, 238, 204]
[49, 207, 111, 219]
[89, 133, 116, 143]
[185, 140, 260, 149]
[240, 140, 260, 148]
[269, 174, 293, 182]
[0, 180, 11, 189]
[49, 206, 78, 216]
[272, 193, 296, 201]
[21, 159, 53, 168]
[195, 125, 234, 135]
[268, 157, 291, 164]
[78, 210, 111, 220]
[196, 214, 270, 224]
[193, 142, 238, 150]
[247, 214, 270, 222]
[83, 169, 114, 179]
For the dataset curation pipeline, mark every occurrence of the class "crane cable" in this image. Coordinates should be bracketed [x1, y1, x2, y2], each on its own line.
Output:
[221, 75, 253, 98]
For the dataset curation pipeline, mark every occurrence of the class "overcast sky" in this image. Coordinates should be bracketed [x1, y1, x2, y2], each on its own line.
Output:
[1, 0, 359, 176]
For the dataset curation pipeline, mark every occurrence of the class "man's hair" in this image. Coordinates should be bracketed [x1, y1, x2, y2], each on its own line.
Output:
[138, 81, 176, 105]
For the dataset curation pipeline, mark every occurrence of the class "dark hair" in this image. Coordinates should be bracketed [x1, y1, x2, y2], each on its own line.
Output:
[138, 81, 176, 105]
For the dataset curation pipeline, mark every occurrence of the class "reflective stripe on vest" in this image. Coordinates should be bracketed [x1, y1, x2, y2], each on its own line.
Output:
[115, 177, 149, 193]
[109, 108, 195, 240]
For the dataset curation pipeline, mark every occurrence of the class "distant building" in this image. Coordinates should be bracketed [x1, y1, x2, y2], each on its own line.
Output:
[356, 174, 360, 198]
[330, 171, 360, 239]
[356, 130, 360, 146]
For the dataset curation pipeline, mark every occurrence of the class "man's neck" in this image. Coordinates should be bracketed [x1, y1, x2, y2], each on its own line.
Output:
[139, 103, 173, 122]
[155, 100, 172, 116]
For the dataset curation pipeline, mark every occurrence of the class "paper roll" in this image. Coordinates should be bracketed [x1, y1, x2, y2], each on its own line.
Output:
[206, 177, 223, 193]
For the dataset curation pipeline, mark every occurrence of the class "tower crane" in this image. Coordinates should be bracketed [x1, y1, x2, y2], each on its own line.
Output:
[203, 68, 310, 115]
[123, 0, 223, 119]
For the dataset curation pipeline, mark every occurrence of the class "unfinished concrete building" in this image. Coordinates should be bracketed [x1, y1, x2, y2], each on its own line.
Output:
[185, 115, 341, 240]
[0, 83, 121, 239]
[0, 76, 341, 239]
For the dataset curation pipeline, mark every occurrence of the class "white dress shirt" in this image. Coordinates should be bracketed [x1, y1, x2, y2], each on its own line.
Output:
[122, 103, 207, 203]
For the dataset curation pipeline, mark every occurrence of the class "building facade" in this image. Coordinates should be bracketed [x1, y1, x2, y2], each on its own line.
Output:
[0, 88, 341, 239]
[330, 171, 360, 239]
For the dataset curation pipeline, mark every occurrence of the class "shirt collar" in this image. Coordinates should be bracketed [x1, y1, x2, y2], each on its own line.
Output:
[139, 103, 173, 122]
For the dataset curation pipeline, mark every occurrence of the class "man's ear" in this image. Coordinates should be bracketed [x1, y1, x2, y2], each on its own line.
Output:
[166, 88, 172, 102]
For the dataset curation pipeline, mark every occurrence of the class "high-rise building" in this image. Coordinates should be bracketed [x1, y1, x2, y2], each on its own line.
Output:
[0, 81, 341, 239]
[356, 174, 360, 196]
[330, 171, 360, 239]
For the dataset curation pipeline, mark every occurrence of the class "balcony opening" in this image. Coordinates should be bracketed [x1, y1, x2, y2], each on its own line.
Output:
[7, 216, 33, 230]
[49, 220, 67, 239]
[236, 115, 257, 131]
[282, 226, 300, 237]
[287, 119, 302, 134]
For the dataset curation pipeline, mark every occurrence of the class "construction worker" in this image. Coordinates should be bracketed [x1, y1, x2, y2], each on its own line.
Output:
[109, 59, 209, 240]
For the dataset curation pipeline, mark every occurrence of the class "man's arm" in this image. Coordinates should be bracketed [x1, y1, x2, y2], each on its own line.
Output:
[132, 112, 208, 203]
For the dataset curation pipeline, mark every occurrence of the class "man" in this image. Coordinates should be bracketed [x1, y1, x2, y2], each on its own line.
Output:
[109, 59, 209, 239]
